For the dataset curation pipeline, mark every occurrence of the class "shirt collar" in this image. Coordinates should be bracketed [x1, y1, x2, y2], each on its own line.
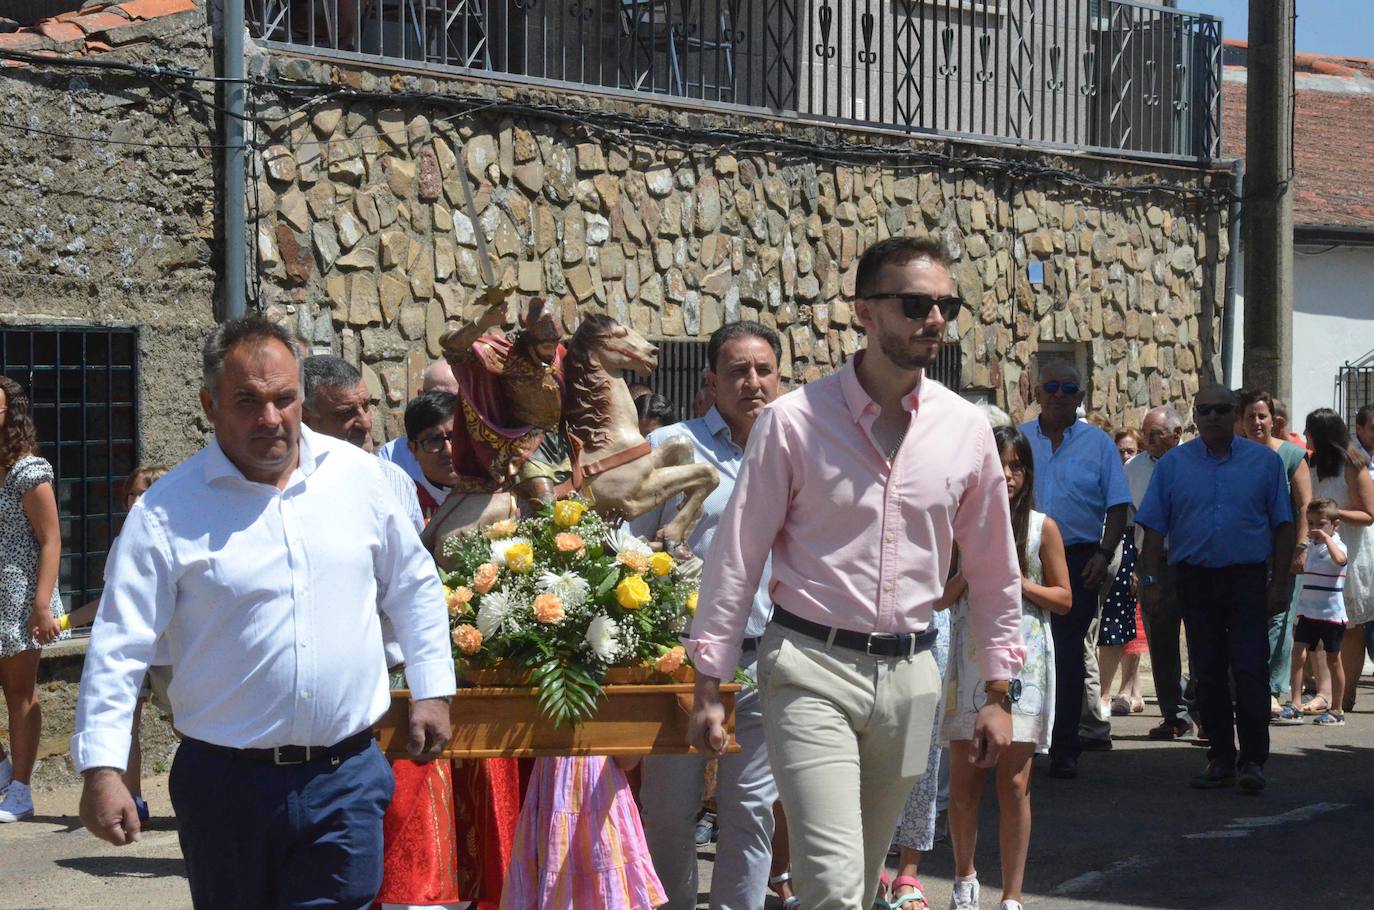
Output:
[703, 405, 730, 443]
[838, 352, 923, 423]
[204, 424, 322, 487]
[1032, 416, 1080, 441]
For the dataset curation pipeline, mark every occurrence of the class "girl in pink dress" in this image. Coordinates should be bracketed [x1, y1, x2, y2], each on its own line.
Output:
[500, 756, 665, 910]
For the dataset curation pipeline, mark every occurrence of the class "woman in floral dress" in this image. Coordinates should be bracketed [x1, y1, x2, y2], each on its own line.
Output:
[940, 425, 1071, 910]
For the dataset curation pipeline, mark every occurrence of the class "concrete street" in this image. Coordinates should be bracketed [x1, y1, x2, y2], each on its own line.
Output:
[3, 689, 1372, 910]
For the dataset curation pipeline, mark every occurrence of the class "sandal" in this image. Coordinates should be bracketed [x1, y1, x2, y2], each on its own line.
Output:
[1109, 695, 1132, 716]
[1300, 696, 1330, 715]
[872, 872, 890, 909]
[887, 875, 929, 909]
[768, 872, 801, 910]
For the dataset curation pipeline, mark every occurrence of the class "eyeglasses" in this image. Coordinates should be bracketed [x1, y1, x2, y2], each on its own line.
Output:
[417, 432, 453, 454]
[1041, 380, 1080, 397]
[1195, 403, 1235, 417]
[860, 293, 963, 322]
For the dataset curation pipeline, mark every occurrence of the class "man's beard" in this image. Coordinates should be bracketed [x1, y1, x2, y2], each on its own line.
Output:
[879, 330, 941, 371]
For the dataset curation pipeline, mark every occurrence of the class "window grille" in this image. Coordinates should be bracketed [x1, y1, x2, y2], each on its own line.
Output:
[0, 326, 140, 612]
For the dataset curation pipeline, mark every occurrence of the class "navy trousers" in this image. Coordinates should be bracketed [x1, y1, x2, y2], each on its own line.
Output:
[1049, 543, 1100, 764]
[169, 737, 395, 909]
[1177, 562, 1270, 768]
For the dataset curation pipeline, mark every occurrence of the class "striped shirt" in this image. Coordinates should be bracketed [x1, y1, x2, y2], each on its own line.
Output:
[1298, 533, 1348, 624]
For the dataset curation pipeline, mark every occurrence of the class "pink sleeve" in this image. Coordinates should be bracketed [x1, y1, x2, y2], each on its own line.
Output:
[688, 407, 793, 679]
[954, 422, 1027, 682]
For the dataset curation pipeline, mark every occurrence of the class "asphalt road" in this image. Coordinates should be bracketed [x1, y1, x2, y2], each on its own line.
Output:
[4, 685, 1373, 910]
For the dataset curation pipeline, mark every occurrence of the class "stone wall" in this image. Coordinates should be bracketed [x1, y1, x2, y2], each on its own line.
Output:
[0, 8, 217, 465]
[249, 52, 1231, 440]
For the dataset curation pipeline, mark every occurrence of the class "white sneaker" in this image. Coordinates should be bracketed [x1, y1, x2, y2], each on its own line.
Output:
[0, 781, 34, 822]
[1000, 902, 1023, 910]
[949, 876, 980, 910]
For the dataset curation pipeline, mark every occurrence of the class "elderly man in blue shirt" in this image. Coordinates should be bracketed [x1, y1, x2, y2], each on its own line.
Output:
[1019, 361, 1132, 780]
[630, 322, 783, 910]
[1136, 384, 1296, 794]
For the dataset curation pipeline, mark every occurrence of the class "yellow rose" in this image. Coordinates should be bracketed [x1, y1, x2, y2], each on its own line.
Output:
[615, 574, 653, 610]
[685, 591, 698, 615]
[505, 541, 535, 574]
[648, 551, 675, 577]
[485, 518, 519, 540]
[552, 500, 587, 528]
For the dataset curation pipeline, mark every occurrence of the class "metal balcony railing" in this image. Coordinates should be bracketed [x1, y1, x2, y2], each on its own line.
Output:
[248, 0, 1223, 161]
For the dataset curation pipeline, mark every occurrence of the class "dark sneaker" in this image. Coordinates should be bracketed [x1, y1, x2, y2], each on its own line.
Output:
[1237, 762, 1266, 794]
[1313, 710, 1345, 727]
[693, 810, 717, 846]
[1190, 760, 1236, 789]
[1148, 719, 1195, 739]
[1048, 757, 1079, 779]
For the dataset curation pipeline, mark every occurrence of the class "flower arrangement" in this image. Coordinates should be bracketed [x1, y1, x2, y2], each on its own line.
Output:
[438, 496, 698, 726]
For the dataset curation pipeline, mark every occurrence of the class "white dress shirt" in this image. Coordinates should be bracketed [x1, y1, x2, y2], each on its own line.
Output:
[381, 457, 424, 534]
[72, 426, 456, 771]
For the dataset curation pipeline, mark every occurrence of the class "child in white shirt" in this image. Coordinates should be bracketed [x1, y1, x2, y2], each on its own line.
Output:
[1279, 498, 1349, 726]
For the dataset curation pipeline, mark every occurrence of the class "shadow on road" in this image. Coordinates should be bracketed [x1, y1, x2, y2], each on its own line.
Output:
[55, 855, 187, 880]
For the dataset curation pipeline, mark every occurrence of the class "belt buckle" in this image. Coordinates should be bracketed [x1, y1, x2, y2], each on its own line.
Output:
[273, 746, 308, 766]
[866, 633, 899, 655]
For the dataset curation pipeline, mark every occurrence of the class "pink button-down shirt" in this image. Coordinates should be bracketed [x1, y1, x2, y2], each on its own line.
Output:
[689, 355, 1026, 683]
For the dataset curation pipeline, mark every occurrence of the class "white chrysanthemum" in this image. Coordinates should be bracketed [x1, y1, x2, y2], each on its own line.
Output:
[489, 536, 532, 567]
[606, 525, 653, 559]
[538, 570, 590, 608]
[475, 588, 516, 638]
[585, 614, 621, 662]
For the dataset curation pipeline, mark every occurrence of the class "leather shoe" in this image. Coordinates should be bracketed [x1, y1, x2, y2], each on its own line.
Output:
[1237, 762, 1266, 794]
[1048, 757, 1079, 779]
[1148, 719, 1195, 740]
[1190, 760, 1236, 789]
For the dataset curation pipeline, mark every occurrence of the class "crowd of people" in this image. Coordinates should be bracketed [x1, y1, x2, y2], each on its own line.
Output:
[0, 236, 1370, 910]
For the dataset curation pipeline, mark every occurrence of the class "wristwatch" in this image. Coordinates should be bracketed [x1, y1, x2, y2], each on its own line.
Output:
[1139, 574, 1159, 588]
[984, 679, 1022, 709]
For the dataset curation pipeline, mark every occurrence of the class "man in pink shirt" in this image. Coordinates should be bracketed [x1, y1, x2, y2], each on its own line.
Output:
[688, 237, 1026, 910]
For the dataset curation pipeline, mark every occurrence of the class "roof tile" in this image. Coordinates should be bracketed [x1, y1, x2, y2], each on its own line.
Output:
[0, 32, 45, 52]
[115, 0, 197, 21]
[74, 11, 133, 34]
[37, 21, 84, 44]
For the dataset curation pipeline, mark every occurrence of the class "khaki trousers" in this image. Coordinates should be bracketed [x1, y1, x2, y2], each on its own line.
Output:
[757, 623, 942, 910]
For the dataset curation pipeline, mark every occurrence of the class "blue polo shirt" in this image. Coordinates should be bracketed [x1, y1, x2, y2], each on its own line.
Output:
[1019, 418, 1133, 547]
[1135, 437, 1293, 568]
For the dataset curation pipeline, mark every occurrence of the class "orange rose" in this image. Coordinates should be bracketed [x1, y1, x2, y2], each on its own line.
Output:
[532, 593, 566, 624]
[555, 532, 585, 553]
[654, 645, 686, 674]
[451, 623, 483, 655]
[446, 586, 474, 616]
[473, 563, 500, 595]
[617, 550, 650, 574]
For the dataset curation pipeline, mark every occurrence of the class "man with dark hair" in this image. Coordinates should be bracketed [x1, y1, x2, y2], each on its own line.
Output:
[631, 320, 782, 910]
[1017, 359, 1131, 779]
[73, 317, 455, 906]
[1355, 404, 1374, 479]
[303, 355, 374, 452]
[688, 237, 1024, 909]
[1136, 384, 1295, 793]
[404, 391, 459, 521]
[379, 359, 460, 483]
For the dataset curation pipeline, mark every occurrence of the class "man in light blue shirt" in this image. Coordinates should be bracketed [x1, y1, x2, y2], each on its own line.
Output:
[630, 322, 781, 910]
[1136, 384, 1294, 794]
[1018, 361, 1131, 779]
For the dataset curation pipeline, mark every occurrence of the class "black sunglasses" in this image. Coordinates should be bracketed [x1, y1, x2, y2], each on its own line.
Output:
[861, 293, 963, 322]
[1042, 380, 1080, 396]
[417, 431, 453, 454]
[1195, 403, 1235, 417]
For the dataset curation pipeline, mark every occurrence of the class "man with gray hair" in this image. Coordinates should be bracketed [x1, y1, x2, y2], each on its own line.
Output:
[1018, 360, 1131, 779]
[1126, 406, 1193, 739]
[73, 316, 455, 905]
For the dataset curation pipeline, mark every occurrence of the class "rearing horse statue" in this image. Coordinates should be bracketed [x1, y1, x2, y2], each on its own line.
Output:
[562, 315, 719, 552]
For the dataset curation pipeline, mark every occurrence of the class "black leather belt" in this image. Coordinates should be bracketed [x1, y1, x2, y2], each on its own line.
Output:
[186, 729, 374, 767]
[771, 606, 937, 658]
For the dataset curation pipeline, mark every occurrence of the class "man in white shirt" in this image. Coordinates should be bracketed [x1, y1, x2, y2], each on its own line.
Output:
[630, 322, 781, 910]
[379, 358, 459, 483]
[1125, 406, 1193, 740]
[73, 318, 455, 909]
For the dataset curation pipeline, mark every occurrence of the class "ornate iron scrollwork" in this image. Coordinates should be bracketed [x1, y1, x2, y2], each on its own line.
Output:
[568, 0, 593, 19]
[975, 33, 994, 84]
[1080, 47, 1097, 96]
[1144, 60, 1159, 107]
[1047, 45, 1064, 91]
[938, 26, 957, 77]
[815, 3, 836, 59]
[858, 11, 877, 64]
[1173, 62, 1190, 112]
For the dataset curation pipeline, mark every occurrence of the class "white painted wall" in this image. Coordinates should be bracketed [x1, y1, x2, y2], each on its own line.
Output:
[1226, 243, 1374, 425]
